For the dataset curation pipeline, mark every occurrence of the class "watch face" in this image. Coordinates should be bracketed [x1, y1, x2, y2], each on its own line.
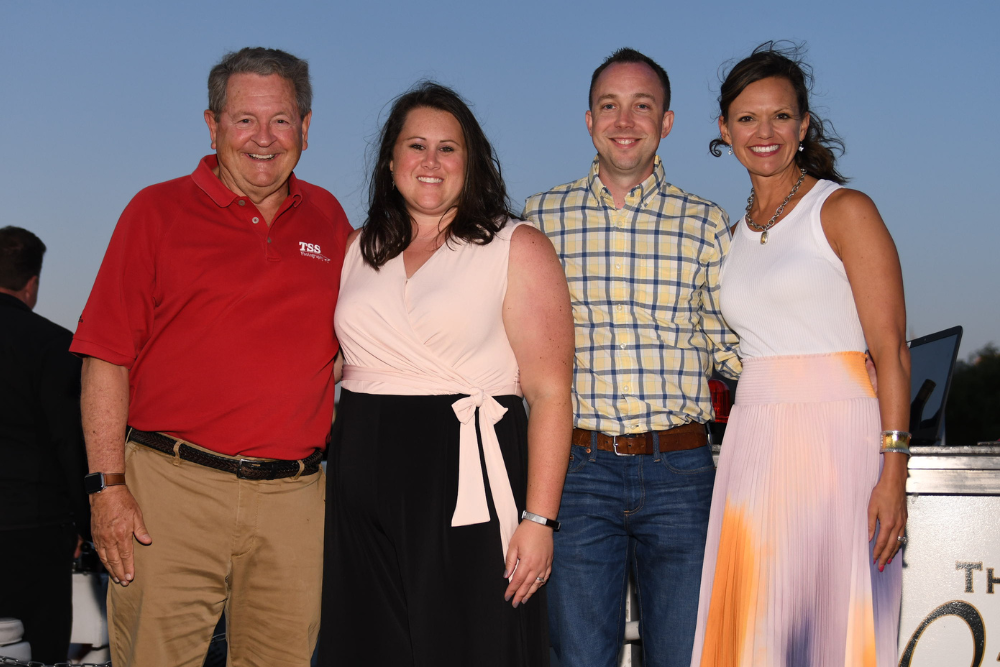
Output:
[84, 473, 104, 494]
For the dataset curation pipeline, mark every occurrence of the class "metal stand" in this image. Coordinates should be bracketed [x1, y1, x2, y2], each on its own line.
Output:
[619, 573, 642, 667]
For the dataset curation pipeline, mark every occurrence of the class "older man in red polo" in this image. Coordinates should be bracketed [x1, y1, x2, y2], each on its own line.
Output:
[72, 47, 351, 667]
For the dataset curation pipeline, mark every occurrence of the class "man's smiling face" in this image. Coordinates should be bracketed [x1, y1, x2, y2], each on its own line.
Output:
[586, 62, 672, 186]
[204, 72, 311, 204]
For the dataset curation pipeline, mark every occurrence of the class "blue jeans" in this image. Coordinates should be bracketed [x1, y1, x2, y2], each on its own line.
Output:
[548, 433, 715, 667]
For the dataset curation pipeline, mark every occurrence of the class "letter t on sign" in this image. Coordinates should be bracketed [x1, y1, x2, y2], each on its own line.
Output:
[987, 568, 1000, 594]
[956, 562, 983, 593]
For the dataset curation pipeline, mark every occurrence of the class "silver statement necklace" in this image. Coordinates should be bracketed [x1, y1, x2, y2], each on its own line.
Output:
[744, 168, 807, 245]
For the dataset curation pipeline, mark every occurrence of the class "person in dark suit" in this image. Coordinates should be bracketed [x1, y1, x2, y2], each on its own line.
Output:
[0, 225, 89, 664]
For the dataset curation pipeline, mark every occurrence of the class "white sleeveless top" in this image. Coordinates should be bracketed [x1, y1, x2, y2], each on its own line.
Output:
[334, 220, 525, 561]
[719, 179, 867, 359]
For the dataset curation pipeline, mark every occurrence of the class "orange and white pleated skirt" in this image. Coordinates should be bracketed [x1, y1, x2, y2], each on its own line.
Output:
[691, 352, 901, 667]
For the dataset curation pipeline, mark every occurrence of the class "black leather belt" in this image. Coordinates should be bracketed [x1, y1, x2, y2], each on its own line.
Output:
[126, 427, 322, 480]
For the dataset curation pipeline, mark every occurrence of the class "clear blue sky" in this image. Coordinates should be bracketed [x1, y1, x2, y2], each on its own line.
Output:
[2, 0, 997, 358]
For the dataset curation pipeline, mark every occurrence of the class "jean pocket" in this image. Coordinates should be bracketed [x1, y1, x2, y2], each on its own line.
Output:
[567, 444, 591, 475]
[659, 444, 715, 474]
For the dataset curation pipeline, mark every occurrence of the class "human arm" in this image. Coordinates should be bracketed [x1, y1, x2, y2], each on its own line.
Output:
[501, 224, 574, 607]
[823, 189, 910, 570]
[81, 356, 151, 585]
[703, 208, 742, 380]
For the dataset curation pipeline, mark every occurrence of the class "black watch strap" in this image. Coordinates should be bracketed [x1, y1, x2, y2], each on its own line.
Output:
[521, 510, 561, 532]
[84, 472, 127, 494]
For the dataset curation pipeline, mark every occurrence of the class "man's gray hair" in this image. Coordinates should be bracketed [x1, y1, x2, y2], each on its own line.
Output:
[208, 47, 312, 120]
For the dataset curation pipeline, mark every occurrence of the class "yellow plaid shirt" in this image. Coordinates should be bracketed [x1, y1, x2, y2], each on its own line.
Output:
[523, 156, 741, 435]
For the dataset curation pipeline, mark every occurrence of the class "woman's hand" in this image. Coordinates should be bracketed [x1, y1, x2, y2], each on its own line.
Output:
[503, 520, 554, 608]
[868, 454, 908, 572]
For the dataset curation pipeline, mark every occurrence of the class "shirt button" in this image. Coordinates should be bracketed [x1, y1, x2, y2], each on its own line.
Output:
[620, 343, 626, 349]
[252, 217, 260, 224]
[617, 305, 623, 312]
[623, 385, 630, 392]
[267, 237, 272, 243]
[238, 200, 246, 206]
[616, 263, 621, 269]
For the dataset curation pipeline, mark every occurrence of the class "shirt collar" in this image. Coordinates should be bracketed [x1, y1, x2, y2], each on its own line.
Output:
[191, 154, 304, 208]
[587, 155, 665, 208]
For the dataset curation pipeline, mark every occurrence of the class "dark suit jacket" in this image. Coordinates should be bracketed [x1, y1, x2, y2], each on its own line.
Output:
[0, 292, 89, 537]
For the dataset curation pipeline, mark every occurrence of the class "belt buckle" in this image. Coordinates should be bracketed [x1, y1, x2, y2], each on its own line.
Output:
[236, 459, 256, 479]
[612, 436, 635, 457]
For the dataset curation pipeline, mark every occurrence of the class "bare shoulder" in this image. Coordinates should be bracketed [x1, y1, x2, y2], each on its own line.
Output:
[507, 223, 567, 299]
[821, 187, 894, 258]
[511, 221, 549, 243]
[822, 188, 882, 228]
[510, 223, 558, 263]
[346, 228, 362, 249]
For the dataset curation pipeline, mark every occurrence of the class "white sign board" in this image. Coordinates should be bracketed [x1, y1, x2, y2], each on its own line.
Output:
[899, 495, 1000, 666]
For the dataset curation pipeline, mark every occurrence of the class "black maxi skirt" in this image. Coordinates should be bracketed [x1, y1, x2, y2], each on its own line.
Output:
[316, 389, 549, 667]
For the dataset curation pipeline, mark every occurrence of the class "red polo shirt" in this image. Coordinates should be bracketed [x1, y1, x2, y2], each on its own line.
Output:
[71, 155, 352, 459]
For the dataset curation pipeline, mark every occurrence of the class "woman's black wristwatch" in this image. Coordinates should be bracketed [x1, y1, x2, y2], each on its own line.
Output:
[521, 510, 561, 532]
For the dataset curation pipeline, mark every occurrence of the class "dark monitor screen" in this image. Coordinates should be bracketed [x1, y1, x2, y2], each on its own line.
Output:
[908, 326, 963, 446]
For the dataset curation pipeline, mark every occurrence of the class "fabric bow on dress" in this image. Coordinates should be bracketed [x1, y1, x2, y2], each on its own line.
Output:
[451, 388, 518, 561]
[342, 365, 521, 562]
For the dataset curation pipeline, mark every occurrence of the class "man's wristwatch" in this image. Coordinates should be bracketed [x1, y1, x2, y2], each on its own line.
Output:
[521, 510, 561, 532]
[84, 472, 127, 494]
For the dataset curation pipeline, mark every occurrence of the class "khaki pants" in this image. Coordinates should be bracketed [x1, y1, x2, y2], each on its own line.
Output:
[108, 438, 325, 667]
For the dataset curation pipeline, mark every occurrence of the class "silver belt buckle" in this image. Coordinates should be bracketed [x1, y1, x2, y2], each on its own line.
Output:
[612, 436, 635, 456]
[236, 459, 254, 479]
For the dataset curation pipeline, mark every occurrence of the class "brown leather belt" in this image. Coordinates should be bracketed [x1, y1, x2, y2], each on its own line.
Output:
[127, 427, 322, 480]
[572, 422, 707, 456]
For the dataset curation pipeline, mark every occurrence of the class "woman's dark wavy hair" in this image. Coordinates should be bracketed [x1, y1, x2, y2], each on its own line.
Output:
[360, 81, 515, 269]
[710, 42, 847, 184]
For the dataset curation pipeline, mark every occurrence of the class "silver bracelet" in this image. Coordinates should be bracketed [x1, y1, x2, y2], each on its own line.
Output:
[880, 430, 911, 457]
[521, 510, 561, 532]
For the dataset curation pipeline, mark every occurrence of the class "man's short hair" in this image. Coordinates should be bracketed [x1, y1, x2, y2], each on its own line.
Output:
[0, 226, 46, 291]
[589, 47, 671, 111]
[208, 47, 312, 120]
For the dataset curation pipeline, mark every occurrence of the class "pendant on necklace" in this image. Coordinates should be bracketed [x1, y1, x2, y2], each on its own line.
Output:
[760, 231, 769, 245]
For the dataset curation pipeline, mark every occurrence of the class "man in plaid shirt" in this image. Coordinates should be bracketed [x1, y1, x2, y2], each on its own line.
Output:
[522, 48, 741, 667]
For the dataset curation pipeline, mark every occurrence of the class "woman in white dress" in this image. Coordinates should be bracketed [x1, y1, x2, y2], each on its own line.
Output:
[691, 43, 910, 667]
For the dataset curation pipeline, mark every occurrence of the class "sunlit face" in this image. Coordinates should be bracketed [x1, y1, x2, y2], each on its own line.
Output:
[719, 76, 809, 178]
[586, 62, 673, 184]
[204, 73, 311, 203]
[390, 107, 467, 226]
